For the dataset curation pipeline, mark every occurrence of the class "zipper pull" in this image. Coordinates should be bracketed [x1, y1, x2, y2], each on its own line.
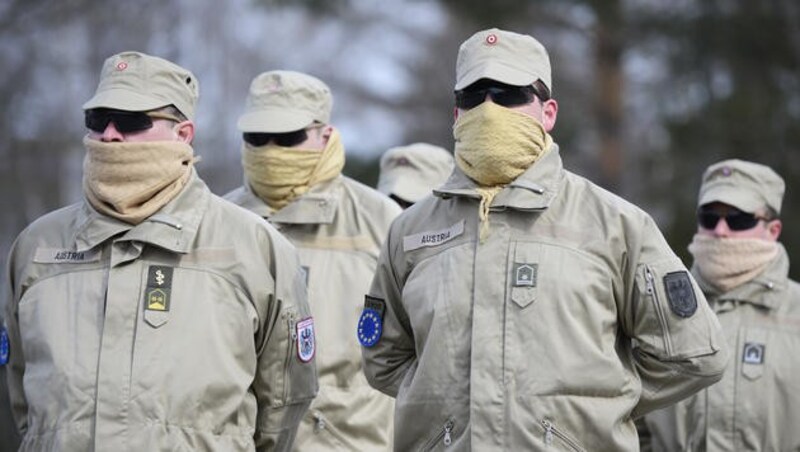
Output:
[444, 420, 454, 446]
[542, 420, 553, 445]
[288, 313, 297, 341]
[644, 267, 655, 294]
[313, 412, 325, 432]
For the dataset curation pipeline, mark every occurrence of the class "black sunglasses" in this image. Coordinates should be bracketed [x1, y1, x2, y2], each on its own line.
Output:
[85, 108, 181, 134]
[243, 129, 309, 147]
[697, 208, 767, 231]
[455, 83, 545, 110]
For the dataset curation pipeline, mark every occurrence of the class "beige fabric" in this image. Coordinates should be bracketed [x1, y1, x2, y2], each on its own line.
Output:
[243, 129, 344, 211]
[238, 71, 332, 133]
[688, 234, 778, 293]
[642, 245, 800, 451]
[82, 137, 194, 225]
[377, 143, 454, 203]
[455, 28, 552, 91]
[226, 175, 401, 452]
[362, 145, 727, 451]
[454, 101, 552, 241]
[82, 51, 199, 120]
[3, 173, 318, 451]
[454, 102, 552, 186]
[698, 159, 785, 215]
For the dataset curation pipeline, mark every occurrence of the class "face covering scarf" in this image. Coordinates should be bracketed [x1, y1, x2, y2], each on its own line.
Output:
[242, 128, 345, 211]
[688, 234, 779, 293]
[453, 101, 553, 242]
[83, 136, 195, 225]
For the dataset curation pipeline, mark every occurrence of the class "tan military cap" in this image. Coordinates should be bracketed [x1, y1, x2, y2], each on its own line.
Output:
[83, 51, 199, 120]
[455, 28, 552, 91]
[237, 70, 332, 133]
[698, 159, 785, 215]
[377, 143, 454, 204]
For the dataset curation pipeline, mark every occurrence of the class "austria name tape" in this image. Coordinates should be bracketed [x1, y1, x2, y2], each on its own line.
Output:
[34, 248, 101, 264]
[403, 220, 464, 252]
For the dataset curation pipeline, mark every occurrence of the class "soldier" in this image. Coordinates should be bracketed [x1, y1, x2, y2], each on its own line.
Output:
[225, 70, 400, 451]
[641, 160, 800, 451]
[376, 142, 454, 209]
[360, 28, 728, 451]
[0, 52, 317, 451]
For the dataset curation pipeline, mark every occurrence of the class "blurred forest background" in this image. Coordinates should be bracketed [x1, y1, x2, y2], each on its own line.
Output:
[1, 0, 800, 446]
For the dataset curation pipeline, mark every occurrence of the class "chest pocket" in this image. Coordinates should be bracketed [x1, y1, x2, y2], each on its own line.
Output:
[506, 241, 622, 395]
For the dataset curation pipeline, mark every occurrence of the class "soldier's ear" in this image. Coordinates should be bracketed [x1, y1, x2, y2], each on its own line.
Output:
[174, 120, 195, 144]
[766, 219, 782, 241]
[320, 125, 333, 144]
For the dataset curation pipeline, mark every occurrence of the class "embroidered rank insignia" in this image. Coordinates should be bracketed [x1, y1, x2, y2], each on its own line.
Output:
[0, 327, 9, 366]
[743, 342, 765, 364]
[358, 296, 386, 348]
[663, 271, 697, 318]
[145, 266, 173, 312]
[296, 317, 315, 363]
[513, 263, 537, 287]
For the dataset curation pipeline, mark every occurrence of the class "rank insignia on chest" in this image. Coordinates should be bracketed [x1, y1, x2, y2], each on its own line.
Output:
[145, 266, 173, 312]
[743, 342, 765, 365]
[358, 296, 386, 348]
[296, 317, 315, 363]
[513, 263, 538, 287]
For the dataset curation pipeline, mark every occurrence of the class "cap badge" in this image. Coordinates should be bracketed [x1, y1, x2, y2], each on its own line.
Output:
[266, 80, 282, 93]
[396, 157, 410, 167]
[721, 166, 732, 176]
[115, 61, 128, 71]
[486, 34, 498, 45]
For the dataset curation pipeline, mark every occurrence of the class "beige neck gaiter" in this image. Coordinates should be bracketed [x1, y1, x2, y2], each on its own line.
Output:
[82, 137, 195, 225]
[688, 234, 779, 293]
[453, 101, 553, 242]
[242, 128, 345, 211]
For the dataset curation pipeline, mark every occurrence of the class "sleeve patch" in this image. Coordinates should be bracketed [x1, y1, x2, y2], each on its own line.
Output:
[358, 296, 386, 347]
[296, 317, 315, 363]
[0, 327, 9, 366]
[664, 271, 697, 318]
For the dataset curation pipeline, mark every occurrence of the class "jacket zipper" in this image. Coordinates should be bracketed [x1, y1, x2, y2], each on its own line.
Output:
[644, 266, 673, 355]
[282, 311, 297, 401]
[423, 419, 455, 450]
[541, 420, 585, 452]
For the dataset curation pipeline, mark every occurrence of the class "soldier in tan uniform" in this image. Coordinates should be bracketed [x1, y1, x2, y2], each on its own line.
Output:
[641, 160, 800, 451]
[0, 52, 317, 451]
[225, 70, 400, 451]
[360, 28, 729, 451]
[377, 143, 454, 209]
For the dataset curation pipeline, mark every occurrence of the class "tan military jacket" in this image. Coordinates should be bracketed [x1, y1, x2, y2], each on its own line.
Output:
[362, 146, 728, 451]
[2, 172, 317, 451]
[642, 245, 800, 451]
[226, 175, 401, 452]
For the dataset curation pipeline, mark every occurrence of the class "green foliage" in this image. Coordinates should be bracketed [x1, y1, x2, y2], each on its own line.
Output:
[639, 2, 800, 277]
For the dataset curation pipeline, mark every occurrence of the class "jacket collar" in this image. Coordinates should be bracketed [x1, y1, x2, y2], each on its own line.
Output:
[74, 171, 208, 254]
[694, 243, 790, 310]
[265, 177, 340, 225]
[434, 143, 563, 211]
